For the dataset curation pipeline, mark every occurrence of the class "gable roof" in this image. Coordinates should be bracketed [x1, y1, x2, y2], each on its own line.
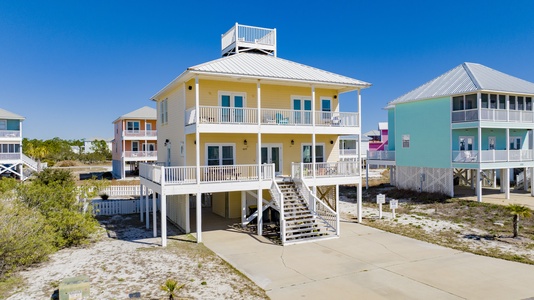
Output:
[113, 106, 156, 123]
[378, 122, 388, 131]
[365, 130, 380, 137]
[152, 53, 371, 99]
[388, 62, 534, 106]
[0, 108, 25, 120]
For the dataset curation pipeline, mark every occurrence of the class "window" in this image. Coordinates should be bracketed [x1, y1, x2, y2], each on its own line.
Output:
[481, 94, 488, 108]
[321, 98, 332, 120]
[219, 92, 245, 123]
[0, 120, 6, 130]
[126, 121, 140, 132]
[142, 143, 155, 151]
[0, 144, 19, 153]
[302, 144, 324, 163]
[499, 95, 506, 109]
[207, 144, 234, 166]
[146, 123, 152, 131]
[132, 141, 139, 152]
[518, 96, 525, 110]
[509, 96, 516, 110]
[527, 97, 532, 110]
[459, 136, 473, 151]
[402, 135, 410, 148]
[465, 94, 477, 109]
[490, 94, 497, 109]
[160, 98, 168, 124]
[452, 96, 464, 111]
[488, 137, 495, 150]
[509, 137, 521, 150]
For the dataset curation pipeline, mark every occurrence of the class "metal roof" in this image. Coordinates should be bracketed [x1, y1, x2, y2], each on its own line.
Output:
[364, 130, 380, 137]
[388, 62, 534, 106]
[0, 108, 25, 120]
[152, 53, 371, 99]
[113, 106, 156, 123]
[378, 122, 388, 130]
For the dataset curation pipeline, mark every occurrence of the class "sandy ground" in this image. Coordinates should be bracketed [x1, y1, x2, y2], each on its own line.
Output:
[6, 215, 267, 300]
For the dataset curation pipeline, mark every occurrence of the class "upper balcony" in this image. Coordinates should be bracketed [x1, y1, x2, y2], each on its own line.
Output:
[452, 150, 533, 164]
[124, 151, 157, 161]
[0, 130, 21, 140]
[185, 106, 359, 134]
[122, 130, 157, 140]
[452, 108, 534, 124]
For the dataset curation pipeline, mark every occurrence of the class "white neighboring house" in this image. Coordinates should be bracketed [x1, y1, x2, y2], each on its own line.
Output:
[84, 138, 113, 153]
[0, 108, 40, 180]
[339, 135, 369, 161]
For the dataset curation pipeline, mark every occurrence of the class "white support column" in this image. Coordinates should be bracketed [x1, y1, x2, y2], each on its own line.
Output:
[145, 189, 150, 229]
[335, 184, 340, 235]
[152, 193, 157, 237]
[476, 169, 482, 202]
[257, 188, 263, 236]
[500, 169, 505, 192]
[196, 192, 202, 243]
[506, 128, 510, 162]
[531, 167, 534, 197]
[140, 184, 144, 222]
[493, 170, 497, 188]
[508, 168, 510, 199]
[523, 168, 529, 191]
[185, 195, 190, 233]
[311, 85, 317, 194]
[241, 191, 247, 226]
[160, 192, 167, 247]
[357, 89, 362, 223]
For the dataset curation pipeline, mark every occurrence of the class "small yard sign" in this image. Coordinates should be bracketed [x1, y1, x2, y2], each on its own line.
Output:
[377, 194, 386, 219]
[390, 199, 398, 219]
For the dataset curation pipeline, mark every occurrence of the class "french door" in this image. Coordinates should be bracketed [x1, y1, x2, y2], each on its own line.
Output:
[261, 144, 282, 175]
[221, 93, 244, 123]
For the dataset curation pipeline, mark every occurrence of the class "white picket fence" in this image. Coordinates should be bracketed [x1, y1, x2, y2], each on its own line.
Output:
[92, 198, 160, 216]
[99, 185, 149, 197]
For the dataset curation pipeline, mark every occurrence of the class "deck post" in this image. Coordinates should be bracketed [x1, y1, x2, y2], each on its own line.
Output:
[508, 168, 510, 199]
[140, 184, 144, 222]
[145, 189, 150, 229]
[476, 169, 482, 202]
[335, 184, 340, 235]
[311, 84, 317, 194]
[493, 170, 497, 188]
[524, 168, 529, 191]
[152, 192, 157, 237]
[357, 89, 362, 223]
[196, 192, 202, 242]
[241, 191, 246, 226]
[531, 167, 534, 196]
[257, 80, 263, 236]
[161, 191, 167, 247]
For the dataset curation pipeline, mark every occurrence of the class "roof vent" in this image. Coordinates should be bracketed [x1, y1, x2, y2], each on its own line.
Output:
[221, 23, 277, 57]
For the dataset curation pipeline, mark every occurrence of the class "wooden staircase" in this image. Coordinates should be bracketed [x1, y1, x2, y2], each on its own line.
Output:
[276, 182, 336, 244]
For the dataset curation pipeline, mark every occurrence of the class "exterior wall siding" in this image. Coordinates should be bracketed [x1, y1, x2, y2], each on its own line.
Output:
[166, 194, 188, 232]
[396, 166, 453, 196]
[388, 109, 395, 151]
[395, 97, 451, 168]
[158, 84, 186, 166]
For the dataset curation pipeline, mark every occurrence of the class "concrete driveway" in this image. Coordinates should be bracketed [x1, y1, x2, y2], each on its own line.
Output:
[203, 220, 534, 300]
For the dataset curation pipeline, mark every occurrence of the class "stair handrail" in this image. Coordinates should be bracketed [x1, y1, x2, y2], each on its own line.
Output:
[293, 177, 338, 234]
[21, 153, 39, 171]
[270, 181, 286, 245]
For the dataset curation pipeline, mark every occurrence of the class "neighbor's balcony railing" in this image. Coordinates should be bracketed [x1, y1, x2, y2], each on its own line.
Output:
[452, 108, 534, 123]
[124, 151, 157, 158]
[0, 130, 21, 138]
[185, 106, 359, 127]
[221, 23, 276, 52]
[0, 153, 21, 160]
[339, 149, 358, 156]
[123, 130, 157, 138]
[140, 163, 274, 185]
[367, 150, 395, 161]
[452, 150, 533, 163]
[291, 161, 360, 179]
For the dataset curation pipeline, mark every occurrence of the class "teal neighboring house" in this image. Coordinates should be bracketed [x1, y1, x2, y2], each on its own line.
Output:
[369, 62, 534, 201]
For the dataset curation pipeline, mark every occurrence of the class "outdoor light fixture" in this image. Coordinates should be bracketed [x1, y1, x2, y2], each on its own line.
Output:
[194, 140, 196, 144]
[334, 95, 337, 99]
[164, 139, 170, 146]
[291, 140, 294, 145]
[330, 140, 334, 144]
[244, 139, 248, 145]
[188, 85, 192, 90]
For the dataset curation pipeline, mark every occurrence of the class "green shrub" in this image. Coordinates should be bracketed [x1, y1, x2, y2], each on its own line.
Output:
[0, 199, 54, 280]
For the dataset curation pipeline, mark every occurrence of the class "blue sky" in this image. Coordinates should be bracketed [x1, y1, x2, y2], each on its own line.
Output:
[1, 0, 534, 140]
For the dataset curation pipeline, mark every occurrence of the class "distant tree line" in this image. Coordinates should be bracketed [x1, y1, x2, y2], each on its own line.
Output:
[23, 137, 112, 165]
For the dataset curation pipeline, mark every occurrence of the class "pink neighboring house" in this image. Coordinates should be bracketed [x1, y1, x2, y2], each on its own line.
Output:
[366, 122, 388, 151]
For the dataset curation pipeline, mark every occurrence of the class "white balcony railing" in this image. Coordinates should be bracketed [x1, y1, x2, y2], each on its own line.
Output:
[140, 163, 274, 185]
[0, 153, 21, 160]
[186, 106, 359, 128]
[453, 150, 533, 163]
[221, 23, 276, 51]
[123, 130, 157, 137]
[339, 149, 358, 156]
[292, 161, 359, 179]
[453, 108, 534, 123]
[367, 150, 395, 161]
[0, 130, 21, 138]
[124, 151, 157, 158]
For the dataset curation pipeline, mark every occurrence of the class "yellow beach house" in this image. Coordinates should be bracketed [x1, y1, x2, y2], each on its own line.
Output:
[139, 23, 371, 246]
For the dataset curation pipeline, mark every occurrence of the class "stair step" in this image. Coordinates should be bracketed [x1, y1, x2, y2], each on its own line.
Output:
[285, 231, 328, 240]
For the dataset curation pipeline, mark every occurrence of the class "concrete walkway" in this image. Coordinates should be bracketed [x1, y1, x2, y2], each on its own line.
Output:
[203, 220, 534, 300]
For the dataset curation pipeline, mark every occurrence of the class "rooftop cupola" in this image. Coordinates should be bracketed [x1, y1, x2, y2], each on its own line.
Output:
[221, 23, 277, 57]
